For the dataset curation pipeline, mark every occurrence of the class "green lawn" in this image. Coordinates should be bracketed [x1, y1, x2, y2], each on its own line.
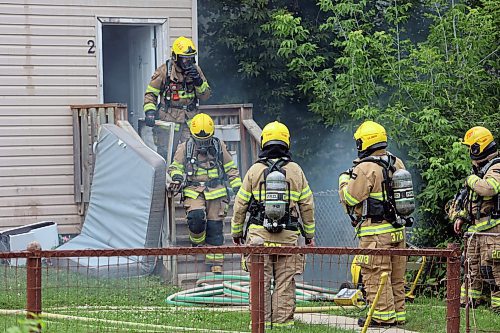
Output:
[3, 266, 498, 332]
[1, 266, 347, 332]
[325, 296, 500, 333]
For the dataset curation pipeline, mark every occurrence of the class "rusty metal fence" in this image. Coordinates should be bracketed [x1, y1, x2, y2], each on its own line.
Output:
[0, 245, 461, 333]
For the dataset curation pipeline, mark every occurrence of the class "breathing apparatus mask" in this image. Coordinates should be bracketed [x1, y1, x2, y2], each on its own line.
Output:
[177, 55, 196, 71]
[194, 137, 214, 155]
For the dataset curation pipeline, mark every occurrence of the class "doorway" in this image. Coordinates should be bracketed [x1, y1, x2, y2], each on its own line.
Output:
[101, 24, 160, 130]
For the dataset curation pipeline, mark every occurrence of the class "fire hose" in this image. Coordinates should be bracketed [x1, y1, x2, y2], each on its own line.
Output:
[165, 274, 349, 311]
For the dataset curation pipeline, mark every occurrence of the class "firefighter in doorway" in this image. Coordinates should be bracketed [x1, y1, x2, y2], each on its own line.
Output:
[231, 121, 315, 329]
[339, 120, 411, 327]
[167, 113, 241, 273]
[448, 126, 500, 313]
[144, 36, 211, 160]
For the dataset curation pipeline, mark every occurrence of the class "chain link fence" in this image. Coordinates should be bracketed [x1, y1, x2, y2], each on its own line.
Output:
[313, 191, 357, 248]
[303, 191, 357, 288]
[1, 246, 461, 333]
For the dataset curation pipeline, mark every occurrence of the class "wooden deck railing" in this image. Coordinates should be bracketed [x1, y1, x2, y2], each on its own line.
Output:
[71, 103, 261, 215]
[199, 103, 261, 175]
[71, 104, 128, 216]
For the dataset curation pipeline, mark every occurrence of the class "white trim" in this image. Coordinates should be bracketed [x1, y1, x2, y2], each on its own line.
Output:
[98, 17, 167, 25]
[158, 18, 170, 65]
[192, 0, 198, 56]
[96, 17, 104, 103]
[96, 16, 169, 103]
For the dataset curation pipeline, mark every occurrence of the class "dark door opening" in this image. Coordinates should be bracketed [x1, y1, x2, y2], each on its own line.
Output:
[102, 25, 157, 130]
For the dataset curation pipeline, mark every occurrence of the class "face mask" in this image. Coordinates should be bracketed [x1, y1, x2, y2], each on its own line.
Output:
[195, 137, 213, 154]
[177, 55, 195, 70]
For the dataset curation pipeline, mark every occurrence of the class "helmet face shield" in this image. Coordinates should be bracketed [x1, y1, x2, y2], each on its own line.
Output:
[177, 55, 195, 70]
[470, 143, 481, 157]
[468, 141, 497, 160]
[356, 138, 363, 151]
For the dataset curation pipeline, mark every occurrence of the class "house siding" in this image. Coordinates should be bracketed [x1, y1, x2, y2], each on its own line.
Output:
[0, 0, 194, 234]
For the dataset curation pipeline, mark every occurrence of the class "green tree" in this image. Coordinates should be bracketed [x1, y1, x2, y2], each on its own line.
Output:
[198, 0, 343, 189]
[266, 0, 500, 245]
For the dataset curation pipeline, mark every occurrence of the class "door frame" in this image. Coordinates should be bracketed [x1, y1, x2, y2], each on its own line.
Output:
[96, 17, 169, 103]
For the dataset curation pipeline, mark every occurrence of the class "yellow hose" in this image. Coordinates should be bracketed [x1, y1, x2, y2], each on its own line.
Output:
[362, 272, 388, 333]
[406, 256, 426, 299]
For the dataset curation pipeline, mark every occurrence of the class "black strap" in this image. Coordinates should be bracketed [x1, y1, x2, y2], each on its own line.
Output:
[247, 157, 293, 231]
[353, 152, 399, 223]
[258, 157, 289, 178]
[184, 138, 224, 180]
[478, 157, 500, 177]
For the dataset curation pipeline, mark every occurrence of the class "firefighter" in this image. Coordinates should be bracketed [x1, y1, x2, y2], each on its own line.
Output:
[231, 121, 315, 329]
[339, 120, 408, 327]
[143, 36, 211, 160]
[450, 126, 500, 312]
[168, 113, 240, 273]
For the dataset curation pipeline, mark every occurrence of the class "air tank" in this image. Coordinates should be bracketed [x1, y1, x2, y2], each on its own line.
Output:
[392, 169, 415, 216]
[264, 170, 287, 221]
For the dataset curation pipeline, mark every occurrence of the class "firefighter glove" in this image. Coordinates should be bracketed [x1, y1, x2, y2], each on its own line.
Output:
[232, 236, 244, 246]
[185, 66, 203, 87]
[305, 238, 315, 246]
[232, 187, 240, 196]
[169, 181, 182, 192]
[145, 110, 156, 127]
[169, 174, 183, 192]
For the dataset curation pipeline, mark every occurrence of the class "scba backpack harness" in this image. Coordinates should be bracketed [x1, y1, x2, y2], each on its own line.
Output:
[182, 137, 228, 191]
[247, 157, 304, 235]
[348, 152, 415, 229]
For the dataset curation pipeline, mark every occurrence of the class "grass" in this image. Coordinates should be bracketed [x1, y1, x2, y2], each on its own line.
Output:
[325, 296, 500, 333]
[3, 265, 498, 332]
[1, 266, 348, 332]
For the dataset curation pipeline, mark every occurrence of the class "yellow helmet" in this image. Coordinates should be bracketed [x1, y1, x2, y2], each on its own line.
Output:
[354, 120, 388, 152]
[462, 126, 497, 160]
[190, 113, 214, 140]
[261, 121, 290, 149]
[171, 36, 197, 70]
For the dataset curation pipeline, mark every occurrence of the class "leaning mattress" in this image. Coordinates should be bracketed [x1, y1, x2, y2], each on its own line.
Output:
[57, 124, 166, 277]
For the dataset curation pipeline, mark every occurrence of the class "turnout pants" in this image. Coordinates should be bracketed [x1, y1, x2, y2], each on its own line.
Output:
[153, 124, 190, 162]
[184, 194, 228, 266]
[153, 107, 197, 161]
[247, 253, 304, 327]
[463, 224, 500, 310]
[359, 232, 406, 324]
[461, 234, 483, 304]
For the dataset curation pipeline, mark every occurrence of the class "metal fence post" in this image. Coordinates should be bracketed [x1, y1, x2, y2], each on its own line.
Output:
[250, 253, 265, 333]
[446, 243, 461, 333]
[26, 242, 42, 332]
[463, 235, 470, 333]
